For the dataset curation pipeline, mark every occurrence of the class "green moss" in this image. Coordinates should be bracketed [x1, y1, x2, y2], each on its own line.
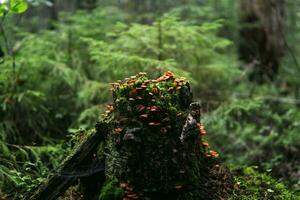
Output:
[229, 166, 300, 200]
[99, 178, 124, 200]
[109, 71, 191, 120]
[100, 72, 226, 199]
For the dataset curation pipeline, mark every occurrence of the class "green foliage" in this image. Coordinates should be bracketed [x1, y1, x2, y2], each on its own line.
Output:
[0, 6, 134, 145]
[204, 98, 300, 191]
[99, 178, 124, 200]
[0, 30, 78, 143]
[58, 6, 130, 40]
[85, 12, 239, 103]
[0, 4, 235, 144]
[280, 1, 300, 92]
[0, 0, 28, 16]
[229, 166, 299, 200]
[10, 0, 28, 13]
[0, 131, 69, 199]
[27, 0, 53, 6]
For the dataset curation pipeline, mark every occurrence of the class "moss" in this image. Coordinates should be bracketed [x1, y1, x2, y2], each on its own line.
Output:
[229, 166, 300, 200]
[108, 71, 192, 120]
[99, 178, 124, 200]
[99, 71, 227, 199]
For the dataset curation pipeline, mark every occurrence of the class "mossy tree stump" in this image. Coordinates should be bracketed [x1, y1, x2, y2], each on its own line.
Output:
[29, 71, 233, 200]
[100, 71, 232, 200]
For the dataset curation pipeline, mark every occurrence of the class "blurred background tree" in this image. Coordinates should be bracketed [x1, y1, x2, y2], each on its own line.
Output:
[239, 0, 286, 82]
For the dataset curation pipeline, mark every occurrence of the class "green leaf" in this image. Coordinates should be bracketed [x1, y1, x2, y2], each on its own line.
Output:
[10, 0, 28, 14]
[0, 4, 8, 16]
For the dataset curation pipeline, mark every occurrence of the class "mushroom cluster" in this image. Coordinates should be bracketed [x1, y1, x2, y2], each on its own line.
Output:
[120, 182, 140, 200]
[104, 71, 190, 132]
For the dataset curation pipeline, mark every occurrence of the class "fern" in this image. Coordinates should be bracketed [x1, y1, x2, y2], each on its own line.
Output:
[203, 98, 300, 191]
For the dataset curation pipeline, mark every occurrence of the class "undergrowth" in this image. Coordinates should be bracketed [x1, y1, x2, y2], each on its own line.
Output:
[230, 166, 299, 200]
[204, 98, 300, 192]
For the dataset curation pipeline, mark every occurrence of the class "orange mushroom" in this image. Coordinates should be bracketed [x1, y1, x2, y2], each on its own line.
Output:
[209, 150, 219, 158]
[114, 128, 123, 134]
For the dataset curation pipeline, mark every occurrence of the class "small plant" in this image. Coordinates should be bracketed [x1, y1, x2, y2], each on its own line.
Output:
[99, 178, 124, 200]
[0, 0, 28, 16]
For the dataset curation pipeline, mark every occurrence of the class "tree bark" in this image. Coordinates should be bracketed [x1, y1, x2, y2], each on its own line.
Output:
[239, 0, 286, 82]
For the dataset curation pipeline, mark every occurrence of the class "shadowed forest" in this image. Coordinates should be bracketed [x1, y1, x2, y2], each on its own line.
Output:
[0, 0, 300, 199]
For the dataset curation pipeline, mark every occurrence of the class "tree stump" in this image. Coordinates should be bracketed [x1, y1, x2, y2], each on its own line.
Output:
[29, 71, 233, 200]
[100, 71, 233, 200]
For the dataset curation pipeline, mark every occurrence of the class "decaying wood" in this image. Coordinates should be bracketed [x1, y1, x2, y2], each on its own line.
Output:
[180, 102, 201, 143]
[29, 122, 108, 200]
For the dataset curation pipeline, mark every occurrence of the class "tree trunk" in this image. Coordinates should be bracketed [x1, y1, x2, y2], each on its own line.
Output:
[239, 0, 286, 82]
